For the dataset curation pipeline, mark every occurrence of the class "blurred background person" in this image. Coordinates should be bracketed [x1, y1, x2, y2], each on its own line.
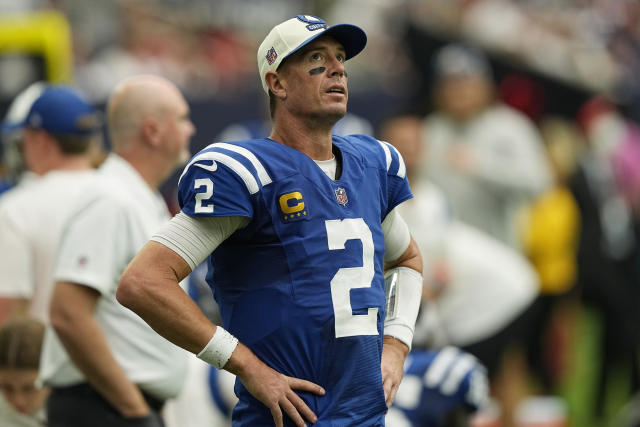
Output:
[0, 85, 102, 325]
[41, 75, 194, 427]
[420, 43, 553, 251]
[380, 113, 539, 426]
[519, 117, 582, 397]
[568, 97, 640, 424]
[0, 316, 47, 427]
[0, 82, 48, 189]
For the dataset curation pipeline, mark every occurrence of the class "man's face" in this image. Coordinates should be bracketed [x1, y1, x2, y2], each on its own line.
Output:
[278, 36, 349, 124]
[0, 368, 48, 414]
[159, 92, 195, 167]
[437, 75, 492, 121]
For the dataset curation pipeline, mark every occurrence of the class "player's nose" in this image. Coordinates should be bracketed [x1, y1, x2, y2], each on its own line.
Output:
[327, 55, 345, 78]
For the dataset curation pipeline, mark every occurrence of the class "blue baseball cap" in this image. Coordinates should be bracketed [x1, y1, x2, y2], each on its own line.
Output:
[22, 85, 101, 135]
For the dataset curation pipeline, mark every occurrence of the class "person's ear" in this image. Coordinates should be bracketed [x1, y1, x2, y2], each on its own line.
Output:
[266, 71, 286, 100]
[141, 116, 161, 147]
[24, 129, 52, 156]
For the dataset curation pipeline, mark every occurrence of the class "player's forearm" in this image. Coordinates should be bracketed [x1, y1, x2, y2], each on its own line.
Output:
[117, 241, 215, 354]
[50, 283, 148, 417]
[384, 237, 422, 274]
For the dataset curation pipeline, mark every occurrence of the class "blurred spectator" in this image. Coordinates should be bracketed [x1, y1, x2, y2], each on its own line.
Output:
[0, 316, 47, 427]
[0, 82, 48, 186]
[612, 121, 640, 217]
[568, 96, 640, 421]
[380, 113, 539, 426]
[607, 1, 640, 122]
[0, 84, 102, 325]
[41, 75, 193, 427]
[519, 117, 582, 394]
[406, 0, 621, 95]
[420, 43, 552, 250]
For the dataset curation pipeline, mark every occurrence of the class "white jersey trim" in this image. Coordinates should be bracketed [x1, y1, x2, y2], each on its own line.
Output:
[179, 151, 261, 195]
[389, 143, 407, 178]
[214, 143, 272, 186]
[378, 140, 392, 172]
[378, 140, 407, 178]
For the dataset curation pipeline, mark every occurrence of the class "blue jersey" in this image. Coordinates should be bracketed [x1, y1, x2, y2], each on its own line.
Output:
[178, 135, 411, 426]
[387, 348, 489, 427]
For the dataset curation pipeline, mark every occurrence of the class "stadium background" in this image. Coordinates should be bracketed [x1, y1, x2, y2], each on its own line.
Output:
[1, 1, 639, 426]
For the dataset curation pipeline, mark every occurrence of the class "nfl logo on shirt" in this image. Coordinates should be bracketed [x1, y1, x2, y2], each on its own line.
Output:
[334, 187, 348, 206]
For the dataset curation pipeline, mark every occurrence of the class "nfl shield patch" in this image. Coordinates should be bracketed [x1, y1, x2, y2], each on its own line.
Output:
[334, 187, 348, 206]
[266, 47, 278, 65]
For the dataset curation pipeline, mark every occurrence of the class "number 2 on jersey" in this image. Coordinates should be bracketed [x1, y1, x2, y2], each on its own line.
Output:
[194, 178, 214, 213]
[325, 218, 379, 338]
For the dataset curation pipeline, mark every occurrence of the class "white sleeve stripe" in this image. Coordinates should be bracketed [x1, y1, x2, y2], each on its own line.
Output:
[424, 346, 459, 388]
[378, 140, 392, 171]
[379, 140, 407, 178]
[215, 143, 272, 186]
[179, 151, 260, 194]
[441, 354, 476, 395]
[389, 144, 407, 178]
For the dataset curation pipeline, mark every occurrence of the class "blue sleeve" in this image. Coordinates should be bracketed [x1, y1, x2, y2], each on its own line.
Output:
[177, 145, 260, 218]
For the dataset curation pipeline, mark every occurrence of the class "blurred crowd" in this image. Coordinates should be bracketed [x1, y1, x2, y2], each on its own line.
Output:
[1, 1, 640, 427]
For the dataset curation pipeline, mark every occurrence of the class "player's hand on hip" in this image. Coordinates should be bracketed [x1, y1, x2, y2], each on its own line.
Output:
[381, 335, 409, 408]
[224, 342, 325, 427]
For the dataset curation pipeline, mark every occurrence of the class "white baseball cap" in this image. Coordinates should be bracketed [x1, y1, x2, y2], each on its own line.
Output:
[257, 14, 367, 93]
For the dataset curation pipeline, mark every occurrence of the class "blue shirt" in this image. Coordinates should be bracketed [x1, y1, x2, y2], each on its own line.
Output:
[178, 135, 411, 426]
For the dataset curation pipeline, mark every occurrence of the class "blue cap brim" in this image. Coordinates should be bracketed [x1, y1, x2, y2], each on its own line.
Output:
[284, 23, 367, 64]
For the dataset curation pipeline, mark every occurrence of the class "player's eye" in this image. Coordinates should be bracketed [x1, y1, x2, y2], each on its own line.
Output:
[310, 52, 323, 62]
[336, 54, 345, 63]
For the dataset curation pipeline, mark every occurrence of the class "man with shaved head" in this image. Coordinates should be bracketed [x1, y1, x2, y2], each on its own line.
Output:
[40, 75, 195, 427]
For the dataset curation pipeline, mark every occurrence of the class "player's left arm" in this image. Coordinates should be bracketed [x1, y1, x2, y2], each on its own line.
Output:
[381, 207, 423, 408]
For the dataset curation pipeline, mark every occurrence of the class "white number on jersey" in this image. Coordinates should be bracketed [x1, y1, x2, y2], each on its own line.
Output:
[325, 218, 378, 338]
[194, 178, 214, 213]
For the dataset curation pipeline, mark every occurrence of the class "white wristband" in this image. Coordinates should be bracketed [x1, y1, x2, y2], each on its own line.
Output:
[197, 326, 239, 369]
[384, 266, 423, 350]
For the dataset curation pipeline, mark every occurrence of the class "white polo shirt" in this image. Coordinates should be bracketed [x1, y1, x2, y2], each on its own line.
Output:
[400, 182, 537, 347]
[39, 154, 187, 400]
[0, 168, 97, 323]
